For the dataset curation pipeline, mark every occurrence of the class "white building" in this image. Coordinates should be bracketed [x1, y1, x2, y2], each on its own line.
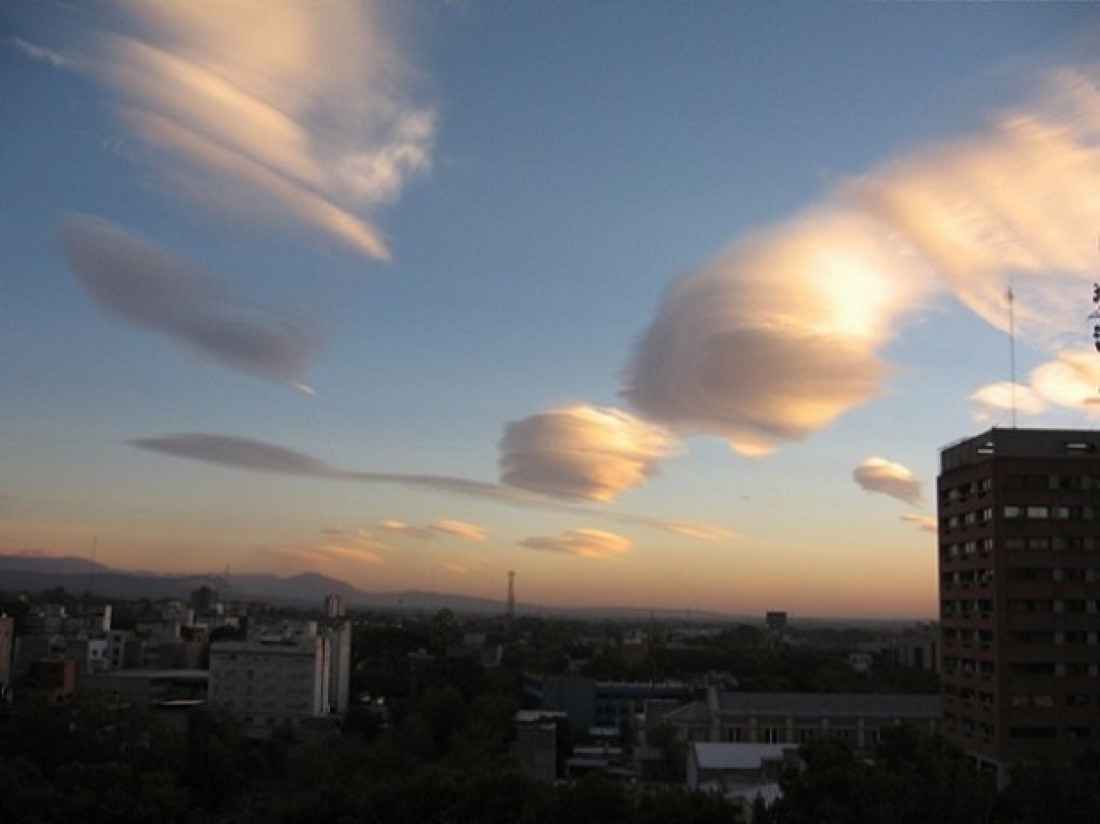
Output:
[208, 621, 349, 736]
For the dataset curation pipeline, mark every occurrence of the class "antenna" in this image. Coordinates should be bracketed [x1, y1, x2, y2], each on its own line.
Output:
[1006, 287, 1017, 428]
[507, 570, 515, 624]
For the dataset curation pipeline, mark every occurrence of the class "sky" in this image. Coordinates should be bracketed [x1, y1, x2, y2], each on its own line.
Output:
[4, 2, 1100, 620]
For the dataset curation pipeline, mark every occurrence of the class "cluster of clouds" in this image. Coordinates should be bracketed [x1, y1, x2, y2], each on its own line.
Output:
[90, 0, 433, 260]
[27, 7, 1100, 559]
[40, 0, 435, 392]
[501, 65, 1100, 533]
[126, 433, 731, 550]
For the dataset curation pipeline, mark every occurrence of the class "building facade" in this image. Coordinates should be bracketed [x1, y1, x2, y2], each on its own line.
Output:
[207, 620, 349, 736]
[938, 428, 1100, 781]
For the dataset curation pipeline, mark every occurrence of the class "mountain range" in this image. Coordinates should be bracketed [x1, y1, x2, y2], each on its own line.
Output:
[0, 554, 745, 622]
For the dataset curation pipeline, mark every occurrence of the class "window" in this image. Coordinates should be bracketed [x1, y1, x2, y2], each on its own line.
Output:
[1009, 727, 1057, 739]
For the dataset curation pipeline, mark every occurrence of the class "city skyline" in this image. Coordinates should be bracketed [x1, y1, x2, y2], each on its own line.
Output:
[5, 2, 1100, 619]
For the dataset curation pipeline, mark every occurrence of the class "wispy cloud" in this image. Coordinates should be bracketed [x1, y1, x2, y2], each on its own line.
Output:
[127, 432, 732, 541]
[376, 520, 434, 539]
[430, 519, 487, 541]
[852, 457, 923, 506]
[83, 0, 434, 259]
[499, 404, 679, 501]
[520, 528, 633, 560]
[60, 216, 323, 391]
[264, 527, 391, 570]
[624, 66, 1100, 451]
[900, 513, 937, 534]
[8, 36, 75, 68]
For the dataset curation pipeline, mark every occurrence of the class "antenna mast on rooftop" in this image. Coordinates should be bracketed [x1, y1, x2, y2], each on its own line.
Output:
[1007, 287, 1017, 428]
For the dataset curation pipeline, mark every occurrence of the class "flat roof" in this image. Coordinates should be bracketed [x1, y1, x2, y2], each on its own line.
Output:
[941, 428, 1100, 471]
[691, 742, 794, 771]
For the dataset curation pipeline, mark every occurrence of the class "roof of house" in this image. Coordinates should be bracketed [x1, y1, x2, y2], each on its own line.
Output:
[691, 742, 794, 771]
[716, 692, 939, 717]
[663, 699, 711, 725]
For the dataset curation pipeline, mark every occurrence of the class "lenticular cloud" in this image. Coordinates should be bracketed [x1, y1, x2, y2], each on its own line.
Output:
[852, 457, 923, 506]
[499, 404, 679, 501]
[623, 210, 930, 456]
[93, 0, 434, 259]
[61, 216, 323, 391]
[624, 65, 1100, 451]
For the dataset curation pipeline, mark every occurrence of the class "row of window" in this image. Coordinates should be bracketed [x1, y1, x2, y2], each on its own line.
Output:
[942, 536, 1100, 558]
[943, 505, 1100, 531]
[941, 656, 996, 677]
[943, 713, 1093, 741]
[942, 598, 1097, 615]
[941, 478, 994, 502]
[942, 628, 994, 643]
[1006, 662, 1097, 676]
[944, 567, 1100, 584]
[941, 473, 1100, 505]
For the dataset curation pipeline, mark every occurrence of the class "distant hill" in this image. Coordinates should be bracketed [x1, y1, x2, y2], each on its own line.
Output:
[0, 554, 756, 623]
[0, 554, 515, 615]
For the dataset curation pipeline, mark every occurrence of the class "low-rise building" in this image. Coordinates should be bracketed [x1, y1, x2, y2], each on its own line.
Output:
[668, 687, 939, 751]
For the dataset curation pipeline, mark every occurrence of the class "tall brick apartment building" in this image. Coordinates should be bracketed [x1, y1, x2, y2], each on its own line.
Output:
[938, 428, 1100, 783]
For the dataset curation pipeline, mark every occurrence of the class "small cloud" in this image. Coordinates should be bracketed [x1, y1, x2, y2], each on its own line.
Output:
[499, 404, 679, 501]
[520, 528, 633, 560]
[969, 380, 1048, 424]
[60, 216, 324, 390]
[442, 562, 470, 575]
[430, 519, 487, 541]
[900, 513, 937, 533]
[853, 457, 923, 506]
[375, 520, 434, 539]
[8, 36, 74, 69]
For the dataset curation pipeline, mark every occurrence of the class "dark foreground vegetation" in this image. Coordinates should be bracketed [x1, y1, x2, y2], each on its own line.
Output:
[3, 688, 1099, 823]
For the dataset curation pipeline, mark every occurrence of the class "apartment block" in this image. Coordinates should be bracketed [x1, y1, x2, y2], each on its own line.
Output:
[938, 428, 1100, 782]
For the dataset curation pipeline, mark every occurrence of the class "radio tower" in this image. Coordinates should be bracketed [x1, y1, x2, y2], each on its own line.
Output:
[507, 571, 516, 624]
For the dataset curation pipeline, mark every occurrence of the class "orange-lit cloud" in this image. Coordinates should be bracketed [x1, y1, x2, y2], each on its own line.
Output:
[86, 0, 433, 259]
[855, 69, 1100, 346]
[376, 520, 433, 539]
[520, 528, 633, 560]
[499, 404, 679, 501]
[267, 527, 391, 569]
[375, 518, 487, 541]
[625, 68, 1100, 454]
[1029, 351, 1100, 412]
[430, 519, 487, 541]
[623, 209, 932, 456]
[61, 216, 323, 391]
[900, 513, 937, 533]
[852, 457, 924, 506]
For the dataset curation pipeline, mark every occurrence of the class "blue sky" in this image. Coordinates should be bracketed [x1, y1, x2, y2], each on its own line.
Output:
[4, 1, 1100, 618]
